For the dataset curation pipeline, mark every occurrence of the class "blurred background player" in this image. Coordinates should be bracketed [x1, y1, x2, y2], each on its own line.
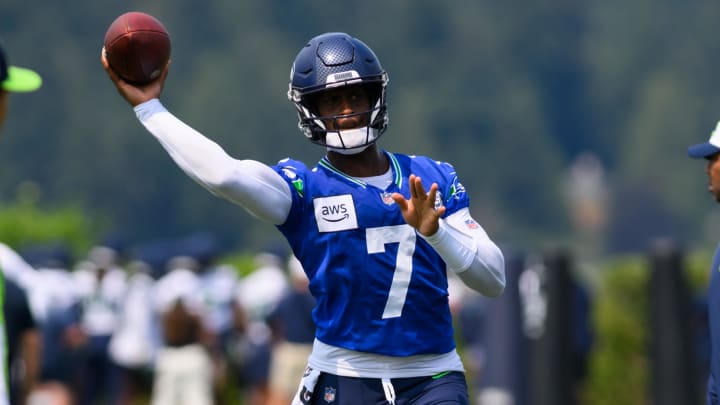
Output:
[2, 258, 40, 405]
[73, 245, 127, 405]
[109, 259, 157, 404]
[181, 231, 239, 403]
[151, 255, 214, 405]
[229, 246, 290, 405]
[0, 44, 42, 405]
[687, 122, 720, 404]
[0, 44, 41, 137]
[22, 244, 81, 405]
[266, 255, 315, 405]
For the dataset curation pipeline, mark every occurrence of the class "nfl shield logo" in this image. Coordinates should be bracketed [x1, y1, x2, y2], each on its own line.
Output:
[323, 387, 336, 403]
[381, 192, 395, 205]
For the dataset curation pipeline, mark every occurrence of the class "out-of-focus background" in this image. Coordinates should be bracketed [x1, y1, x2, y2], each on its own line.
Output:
[0, 1, 717, 404]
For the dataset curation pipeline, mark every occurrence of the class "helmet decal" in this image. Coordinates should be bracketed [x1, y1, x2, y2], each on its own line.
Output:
[326, 70, 360, 86]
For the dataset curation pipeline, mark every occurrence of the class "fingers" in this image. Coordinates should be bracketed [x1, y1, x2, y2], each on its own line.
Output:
[407, 175, 416, 199]
[396, 175, 444, 217]
[100, 47, 108, 68]
[390, 193, 408, 211]
[408, 175, 425, 200]
[154, 60, 171, 93]
[100, 46, 123, 85]
[425, 183, 438, 206]
[408, 175, 437, 207]
[159, 60, 171, 82]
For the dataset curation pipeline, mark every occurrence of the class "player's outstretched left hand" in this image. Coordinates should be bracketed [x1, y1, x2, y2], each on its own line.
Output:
[391, 174, 446, 237]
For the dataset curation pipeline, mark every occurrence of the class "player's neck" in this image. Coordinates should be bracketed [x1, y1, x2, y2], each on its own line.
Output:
[326, 144, 389, 178]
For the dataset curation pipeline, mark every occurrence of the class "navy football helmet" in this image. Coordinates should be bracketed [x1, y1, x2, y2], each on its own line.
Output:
[288, 32, 389, 153]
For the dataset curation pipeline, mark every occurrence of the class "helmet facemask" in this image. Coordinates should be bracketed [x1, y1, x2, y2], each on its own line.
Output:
[292, 81, 387, 154]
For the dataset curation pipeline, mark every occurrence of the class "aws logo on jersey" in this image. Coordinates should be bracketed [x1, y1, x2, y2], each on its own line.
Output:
[313, 194, 358, 232]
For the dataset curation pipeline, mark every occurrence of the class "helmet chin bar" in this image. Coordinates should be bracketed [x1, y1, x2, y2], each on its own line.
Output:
[327, 144, 371, 155]
[325, 126, 379, 155]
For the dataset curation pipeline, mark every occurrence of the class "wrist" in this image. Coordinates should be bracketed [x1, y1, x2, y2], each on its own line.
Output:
[418, 223, 439, 237]
[419, 221, 446, 243]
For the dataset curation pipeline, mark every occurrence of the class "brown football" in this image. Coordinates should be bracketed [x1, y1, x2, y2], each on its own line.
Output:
[103, 12, 171, 85]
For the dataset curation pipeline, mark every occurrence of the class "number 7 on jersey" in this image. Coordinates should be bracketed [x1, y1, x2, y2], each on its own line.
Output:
[366, 224, 416, 319]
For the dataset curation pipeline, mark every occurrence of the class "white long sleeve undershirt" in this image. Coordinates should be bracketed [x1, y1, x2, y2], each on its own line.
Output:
[134, 98, 505, 297]
[135, 99, 292, 225]
[421, 210, 505, 297]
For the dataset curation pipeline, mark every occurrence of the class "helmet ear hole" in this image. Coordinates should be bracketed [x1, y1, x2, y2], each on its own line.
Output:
[301, 93, 322, 116]
[365, 83, 382, 106]
[311, 129, 325, 143]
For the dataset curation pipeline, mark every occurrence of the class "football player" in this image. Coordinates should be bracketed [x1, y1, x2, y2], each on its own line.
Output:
[0, 44, 42, 405]
[102, 32, 506, 405]
[688, 122, 720, 405]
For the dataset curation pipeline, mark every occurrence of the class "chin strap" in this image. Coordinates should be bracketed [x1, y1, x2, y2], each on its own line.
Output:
[326, 144, 371, 155]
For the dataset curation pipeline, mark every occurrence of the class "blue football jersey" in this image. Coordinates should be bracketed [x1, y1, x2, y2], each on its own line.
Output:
[274, 151, 469, 356]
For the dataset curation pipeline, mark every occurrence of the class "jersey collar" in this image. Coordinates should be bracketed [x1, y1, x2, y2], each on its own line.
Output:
[318, 151, 403, 189]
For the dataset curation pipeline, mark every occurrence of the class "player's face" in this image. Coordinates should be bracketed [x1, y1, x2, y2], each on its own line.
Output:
[706, 153, 720, 202]
[315, 85, 371, 131]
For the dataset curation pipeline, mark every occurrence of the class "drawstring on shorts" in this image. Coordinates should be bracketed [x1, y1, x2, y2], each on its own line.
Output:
[381, 378, 396, 405]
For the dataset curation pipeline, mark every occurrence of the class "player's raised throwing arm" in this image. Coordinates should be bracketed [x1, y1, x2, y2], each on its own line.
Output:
[136, 100, 292, 224]
[101, 49, 292, 225]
